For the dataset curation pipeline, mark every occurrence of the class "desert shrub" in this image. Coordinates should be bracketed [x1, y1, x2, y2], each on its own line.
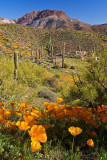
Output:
[69, 53, 81, 59]
[0, 57, 47, 106]
[53, 74, 60, 79]
[63, 63, 69, 68]
[38, 87, 57, 102]
[65, 51, 107, 107]
[18, 59, 47, 86]
[52, 64, 60, 69]
[43, 76, 61, 92]
[74, 54, 81, 59]
[43, 76, 60, 88]
[70, 66, 75, 69]
[43, 77, 56, 87]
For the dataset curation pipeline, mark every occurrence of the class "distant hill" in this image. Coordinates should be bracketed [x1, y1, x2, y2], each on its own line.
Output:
[0, 9, 107, 32]
[0, 17, 15, 24]
[14, 9, 92, 31]
[92, 23, 107, 32]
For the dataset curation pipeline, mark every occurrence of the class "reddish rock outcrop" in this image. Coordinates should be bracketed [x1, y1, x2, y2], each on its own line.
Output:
[0, 9, 107, 32]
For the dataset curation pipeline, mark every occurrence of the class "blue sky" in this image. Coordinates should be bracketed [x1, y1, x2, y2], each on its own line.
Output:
[0, 0, 107, 25]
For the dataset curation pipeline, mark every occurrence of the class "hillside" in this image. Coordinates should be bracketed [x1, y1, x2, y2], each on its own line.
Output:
[0, 17, 15, 24]
[14, 9, 92, 31]
[92, 23, 107, 32]
[0, 23, 107, 58]
[0, 9, 107, 32]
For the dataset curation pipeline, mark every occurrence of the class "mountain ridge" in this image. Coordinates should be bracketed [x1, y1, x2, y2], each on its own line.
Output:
[0, 9, 107, 32]
[14, 9, 92, 31]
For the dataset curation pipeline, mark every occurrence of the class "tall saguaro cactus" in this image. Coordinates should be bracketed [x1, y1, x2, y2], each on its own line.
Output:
[14, 51, 18, 80]
[48, 36, 52, 56]
[35, 41, 39, 63]
[38, 48, 41, 59]
[41, 45, 43, 57]
[47, 36, 54, 57]
[62, 41, 65, 68]
[51, 43, 54, 62]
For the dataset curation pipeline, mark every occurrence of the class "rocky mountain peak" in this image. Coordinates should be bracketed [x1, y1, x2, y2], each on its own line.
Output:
[33, 9, 69, 20]
[0, 9, 106, 32]
[16, 9, 70, 25]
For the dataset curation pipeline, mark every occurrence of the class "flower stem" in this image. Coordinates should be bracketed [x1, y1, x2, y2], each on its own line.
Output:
[72, 136, 75, 153]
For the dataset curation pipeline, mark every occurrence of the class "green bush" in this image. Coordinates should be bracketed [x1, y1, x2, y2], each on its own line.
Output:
[70, 66, 75, 69]
[52, 64, 60, 69]
[63, 63, 69, 68]
[65, 51, 107, 107]
[38, 87, 57, 102]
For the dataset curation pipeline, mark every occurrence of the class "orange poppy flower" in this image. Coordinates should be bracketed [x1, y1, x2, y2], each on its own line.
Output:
[87, 139, 94, 147]
[30, 108, 41, 117]
[91, 131, 96, 137]
[57, 97, 64, 104]
[44, 102, 58, 111]
[23, 114, 36, 123]
[28, 125, 47, 143]
[100, 113, 107, 123]
[0, 108, 4, 115]
[15, 111, 22, 116]
[19, 102, 30, 111]
[3, 110, 11, 119]
[16, 120, 30, 130]
[5, 120, 17, 130]
[101, 105, 107, 111]
[10, 102, 16, 108]
[31, 139, 41, 152]
[64, 109, 74, 117]
[43, 124, 51, 130]
[0, 102, 5, 106]
[0, 115, 4, 123]
[68, 126, 82, 136]
[29, 125, 47, 152]
[40, 109, 48, 119]
[57, 112, 66, 119]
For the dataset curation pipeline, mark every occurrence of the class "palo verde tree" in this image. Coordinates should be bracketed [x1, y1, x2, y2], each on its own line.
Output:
[64, 48, 107, 107]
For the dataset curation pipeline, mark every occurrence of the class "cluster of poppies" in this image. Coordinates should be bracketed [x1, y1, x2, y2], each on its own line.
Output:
[0, 98, 107, 152]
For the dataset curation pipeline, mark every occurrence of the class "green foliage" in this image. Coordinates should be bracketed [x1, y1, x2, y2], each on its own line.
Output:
[0, 55, 64, 108]
[0, 56, 58, 107]
[18, 59, 46, 86]
[0, 129, 35, 160]
[97, 148, 107, 160]
[0, 23, 105, 56]
[63, 63, 69, 68]
[52, 64, 60, 69]
[65, 50, 107, 107]
[68, 53, 81, 59]
[38, 87, 57, 102]
[70, 66, 75, 69]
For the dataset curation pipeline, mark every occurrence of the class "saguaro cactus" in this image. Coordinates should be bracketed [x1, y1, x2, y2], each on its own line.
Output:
[38, 48, 41, 59]
[35, 41, 39, 63]
[41, 45, 43, 57]
[14, 51, 18, 80]
[62, 41, 65, 68]
[49, 36, 52, 56]
[47, 36, 54, 58]
[51, 43, 54, 63]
